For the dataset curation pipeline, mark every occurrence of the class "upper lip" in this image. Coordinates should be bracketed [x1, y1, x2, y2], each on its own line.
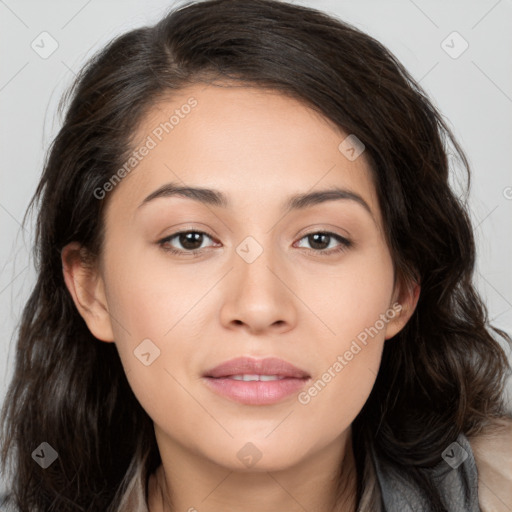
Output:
[203, 356, 310, 379]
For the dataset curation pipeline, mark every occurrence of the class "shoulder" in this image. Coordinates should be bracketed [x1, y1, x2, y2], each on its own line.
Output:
[467, 416, 512, 512]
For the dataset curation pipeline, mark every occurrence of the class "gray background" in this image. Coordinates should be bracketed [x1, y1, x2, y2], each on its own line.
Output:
[1, 0, 512, 491]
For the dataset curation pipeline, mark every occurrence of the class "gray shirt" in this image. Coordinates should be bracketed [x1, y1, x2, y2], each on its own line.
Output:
[370, 432, 481, 511]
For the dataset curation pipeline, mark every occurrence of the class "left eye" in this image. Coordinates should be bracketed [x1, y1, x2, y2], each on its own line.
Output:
[157, 230, 351, 256]
[294, 232, 351, 255]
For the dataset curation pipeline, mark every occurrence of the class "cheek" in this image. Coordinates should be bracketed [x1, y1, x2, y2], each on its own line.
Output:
[100, 241, 229, 413]
[304, 244, 395, 342]
[103, 238, 208, 337]
[295, 299, 389, 451]
[293, 247, 394, 427]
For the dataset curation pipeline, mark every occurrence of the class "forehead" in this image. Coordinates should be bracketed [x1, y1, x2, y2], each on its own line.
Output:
[104, 82, 381, 224]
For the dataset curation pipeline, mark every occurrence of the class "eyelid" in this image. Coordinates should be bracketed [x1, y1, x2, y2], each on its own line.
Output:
[294, 231, 352, 257]
[158, 228, 218, 250]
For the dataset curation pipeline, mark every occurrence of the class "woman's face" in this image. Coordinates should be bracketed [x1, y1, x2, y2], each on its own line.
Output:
[65, 82, 415, 472]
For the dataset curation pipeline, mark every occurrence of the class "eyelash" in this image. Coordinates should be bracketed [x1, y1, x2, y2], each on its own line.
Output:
[157, 230, 352, 257]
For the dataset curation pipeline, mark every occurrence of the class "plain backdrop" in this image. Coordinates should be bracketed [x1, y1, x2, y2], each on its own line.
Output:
[1, 0, 512, 491]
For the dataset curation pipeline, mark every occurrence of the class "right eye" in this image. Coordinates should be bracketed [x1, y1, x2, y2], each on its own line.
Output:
[157, 230, 219, 256]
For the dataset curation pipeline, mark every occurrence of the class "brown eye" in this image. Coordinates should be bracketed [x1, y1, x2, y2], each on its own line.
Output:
[158, 230, 217, 255]
[295, 231, 352, 256]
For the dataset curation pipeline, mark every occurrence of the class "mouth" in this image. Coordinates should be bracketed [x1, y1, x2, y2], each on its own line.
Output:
[203, 356, 310, 379]
[202, 356, 311, 405]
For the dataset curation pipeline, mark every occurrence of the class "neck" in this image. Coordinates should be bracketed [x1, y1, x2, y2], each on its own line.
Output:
[148, 428, 358, 512]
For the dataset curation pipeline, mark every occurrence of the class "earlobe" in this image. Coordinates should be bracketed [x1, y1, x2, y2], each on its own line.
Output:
[61, 241, 115, 342]
[384, 279, 421, 340]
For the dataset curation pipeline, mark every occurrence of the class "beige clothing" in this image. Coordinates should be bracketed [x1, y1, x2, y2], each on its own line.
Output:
[469, 417, 512, 512]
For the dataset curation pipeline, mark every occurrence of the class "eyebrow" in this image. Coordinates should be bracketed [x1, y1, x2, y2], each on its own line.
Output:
[137, 182, 374, 217]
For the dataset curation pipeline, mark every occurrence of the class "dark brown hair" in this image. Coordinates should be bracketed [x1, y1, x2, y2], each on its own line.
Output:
[1, 0, 510, 510]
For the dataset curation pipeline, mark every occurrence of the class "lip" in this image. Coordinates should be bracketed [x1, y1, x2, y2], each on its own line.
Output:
[202, 356, 311, 405]
[203, 356, 310, 379]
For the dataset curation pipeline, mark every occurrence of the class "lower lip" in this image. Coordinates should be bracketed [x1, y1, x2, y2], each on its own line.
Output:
[203, 377, 310, 405]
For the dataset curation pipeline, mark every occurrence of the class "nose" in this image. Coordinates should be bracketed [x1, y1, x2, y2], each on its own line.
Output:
[219, 239, 297, 335]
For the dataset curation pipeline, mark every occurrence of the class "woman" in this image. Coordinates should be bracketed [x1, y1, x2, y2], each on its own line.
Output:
[1, 0, 511, 510]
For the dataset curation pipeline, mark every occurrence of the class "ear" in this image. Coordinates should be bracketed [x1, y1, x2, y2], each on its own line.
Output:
[61, 241, 114, 342]
[384, 276, 420, 340]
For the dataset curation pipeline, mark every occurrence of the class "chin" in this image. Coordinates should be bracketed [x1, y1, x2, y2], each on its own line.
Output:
[206, 443, 306, 473]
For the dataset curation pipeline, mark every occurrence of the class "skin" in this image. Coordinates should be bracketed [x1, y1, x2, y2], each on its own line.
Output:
[62, 82, 419, 512]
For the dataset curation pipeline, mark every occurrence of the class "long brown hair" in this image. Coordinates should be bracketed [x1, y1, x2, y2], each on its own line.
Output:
[1, 0, 510, 510]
